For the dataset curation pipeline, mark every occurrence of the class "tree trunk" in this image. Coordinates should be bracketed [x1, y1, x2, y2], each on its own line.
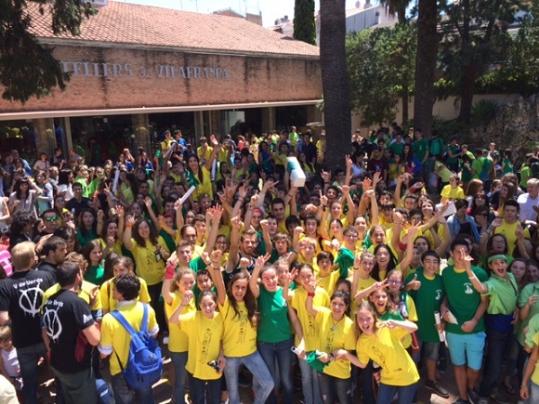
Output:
[320, 0, 351, 169]
[458, 63, 476, 123]
[402, 85, 409, 124]
[413, 0, 438, 137]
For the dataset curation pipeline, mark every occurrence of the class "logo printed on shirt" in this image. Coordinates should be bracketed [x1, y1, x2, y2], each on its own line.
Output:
[82, 314, 93, 324]
[435, 289, 442, 300]
[464, 283, 474, 295]
[17, 279, 44, 317]
[43, 306, 62, 342]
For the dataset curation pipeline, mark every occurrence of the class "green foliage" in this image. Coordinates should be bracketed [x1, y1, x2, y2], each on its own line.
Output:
[471, 99, 498, 127]
[346, 24, 416, 125]
[0, 0, 96, 102]
[293, 0, 316, 45]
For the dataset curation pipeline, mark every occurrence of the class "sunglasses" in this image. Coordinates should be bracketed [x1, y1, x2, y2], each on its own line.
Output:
[44, 215, 59, 222]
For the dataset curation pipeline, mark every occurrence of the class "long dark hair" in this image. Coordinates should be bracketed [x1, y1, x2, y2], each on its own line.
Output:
[226, 270, 257, 327]
[13, 177, 30, 199]
[132, 218, 158, 246]
[78, 208, 97, 236]
[186, 153, 204, 184]
[372, 243, 398, 281]
[330, 290, 351, 317]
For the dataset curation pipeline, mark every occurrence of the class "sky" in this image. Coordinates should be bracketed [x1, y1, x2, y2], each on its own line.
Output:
[114, 0, 372, 27]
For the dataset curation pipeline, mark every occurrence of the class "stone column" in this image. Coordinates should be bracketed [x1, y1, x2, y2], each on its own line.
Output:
[194, 111, 204, 144]
[261, 107, 276, 133]
[131, 114, 150, 152]
[33, 118, 56, 156]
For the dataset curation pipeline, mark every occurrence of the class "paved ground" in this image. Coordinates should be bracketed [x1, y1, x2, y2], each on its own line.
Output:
[38, 346, 520, 403]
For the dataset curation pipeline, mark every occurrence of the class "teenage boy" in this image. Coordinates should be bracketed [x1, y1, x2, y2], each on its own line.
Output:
[99, 275, 159, 403]
[405, 250, 449, 399]
[441, 238, 488, 404]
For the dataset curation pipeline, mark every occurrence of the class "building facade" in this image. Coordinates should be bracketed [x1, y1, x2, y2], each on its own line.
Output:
[0, 1, 322, 161]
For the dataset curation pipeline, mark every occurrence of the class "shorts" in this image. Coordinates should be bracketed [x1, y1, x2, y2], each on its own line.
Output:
[446, 331, 486, 370]
[420, 341, 440, 362]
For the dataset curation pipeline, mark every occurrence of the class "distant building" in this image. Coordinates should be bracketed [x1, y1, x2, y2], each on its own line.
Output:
[213, 8, 262, 26]
[270, 15, 294, 39]
[316, 0, 397, 43]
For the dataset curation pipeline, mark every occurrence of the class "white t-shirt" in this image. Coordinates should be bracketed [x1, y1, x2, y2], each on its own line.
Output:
[517, 193, 539, 222]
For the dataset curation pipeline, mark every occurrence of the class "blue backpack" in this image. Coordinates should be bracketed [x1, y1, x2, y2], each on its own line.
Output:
[111, 304, 163, 390]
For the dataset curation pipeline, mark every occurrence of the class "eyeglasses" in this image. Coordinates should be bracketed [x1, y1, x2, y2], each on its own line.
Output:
[423, 259, 440, 264]
[44, 215, 59, 222]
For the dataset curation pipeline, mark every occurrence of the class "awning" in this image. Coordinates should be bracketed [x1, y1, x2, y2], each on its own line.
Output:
[0, 99, 322, 121]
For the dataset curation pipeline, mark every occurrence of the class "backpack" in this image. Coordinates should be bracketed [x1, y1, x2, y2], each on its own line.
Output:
[111, 304, 162, 390]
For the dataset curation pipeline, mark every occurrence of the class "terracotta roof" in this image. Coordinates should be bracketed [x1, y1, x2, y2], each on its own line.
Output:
[27, 1, 319, 57]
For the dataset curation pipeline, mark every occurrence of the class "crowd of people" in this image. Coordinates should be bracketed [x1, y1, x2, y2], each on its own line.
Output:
[0, 124, 538, 404]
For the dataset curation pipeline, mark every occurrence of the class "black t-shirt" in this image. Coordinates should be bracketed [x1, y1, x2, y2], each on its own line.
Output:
[0, 269, 55, 348]
[42, 289, 95, 373]
[37, 262, 58, 282]
[65, 197, 91, 217]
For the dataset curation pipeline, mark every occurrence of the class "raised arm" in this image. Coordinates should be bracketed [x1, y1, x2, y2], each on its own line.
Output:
[249, 254, 270, 298]
[206, 250, 226, 306]
[144, 197, 160, 231]
[395, 226, 419, 276]
[169, 290, 194, 324]
[304, 278, 319, 316]
[122, 215, 135, 251]
[227, 216, 243, 272]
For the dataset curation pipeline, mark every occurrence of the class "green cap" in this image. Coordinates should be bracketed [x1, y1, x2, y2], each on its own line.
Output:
[487, 254, 510, 265]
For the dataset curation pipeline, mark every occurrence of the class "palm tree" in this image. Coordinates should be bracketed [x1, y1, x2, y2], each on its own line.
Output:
[319, 0, 351, 169]
[414, 0, 439, 137]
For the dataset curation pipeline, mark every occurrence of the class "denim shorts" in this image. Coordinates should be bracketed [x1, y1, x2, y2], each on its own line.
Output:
[421, 341, 440, 362]
[446, 331, 486, 370]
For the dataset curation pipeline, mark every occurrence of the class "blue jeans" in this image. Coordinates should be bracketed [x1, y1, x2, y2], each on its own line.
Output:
[188, 373, 220, 404]
[524, 381, 539, 403]
[18, 342, 46, 404]
[170, 352, 188, 404]
[377, 382, 418, 404]
[224, 351, 274, 404]
[257, 339, 294, 404]
[111, 373, 154, 404]
[318, 373, 352, 404]
[479, 328, 512, 397]
[298, 354, 322, 404]
[358, 361, 376, 404]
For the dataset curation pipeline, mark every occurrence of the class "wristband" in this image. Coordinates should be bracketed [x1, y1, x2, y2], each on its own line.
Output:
[307, 292, 315, 297]
[165, 262, 176, 280]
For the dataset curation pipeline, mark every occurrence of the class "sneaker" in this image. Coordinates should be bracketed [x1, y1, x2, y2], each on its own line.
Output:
[468, 389, 480, 404]
[425, 380, 450, 399]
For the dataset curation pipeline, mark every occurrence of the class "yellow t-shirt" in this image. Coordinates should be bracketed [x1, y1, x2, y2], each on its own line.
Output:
[532, 332, 539, 385]
[357, 326, 419, 386]
[191, 166, 213, 201]
[317, 271, 340, 297]
[314, 308, 356, 379]
[290, 287, 330, 351]
[165, 291, 196, 353]
[99, 301, 158, 376]
[99, 276, 151, 313]
[220, 297, 257, 357]
[197, 145, 213, 163]
[127, 237, 170, 286]
[98, 238, 123, 256]
[495, 221, 530, 256]
[179, 311, 224, 380]
[440, 185, 465, 200]
[43, 281, 102, 314]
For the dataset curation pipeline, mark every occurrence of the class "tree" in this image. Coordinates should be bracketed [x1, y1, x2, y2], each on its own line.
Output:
[293, 0, 316, 44]
[347, 24, 416, 125]
[413, 0, 439, 137]
[319, 0, 351, 169]
[439, 0, 530, 123]
[380, 0, 410, 24]
[0, 1, 96, 102]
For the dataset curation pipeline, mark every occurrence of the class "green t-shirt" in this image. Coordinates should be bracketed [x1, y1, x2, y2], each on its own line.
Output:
[335, 247, 355, 279]
[159, 230, 177, 253]
[406, 269, 445, 342]
[257, 287, 292, 343]
[76, 229, 97, 249]
[189, 256, 207, 273]
[389, 141, 404, 157]
[429, 137, 444, 157]
[524, 313, 539, 349]
[520, 165, 531, 188]
[446, 144, 460, 166]
[517, 282, 539, 345]
[484, 273, 518, 315]
[412, 139, 428, 161]
[85, 263, 105, 285]
[442, 265, 488, 334]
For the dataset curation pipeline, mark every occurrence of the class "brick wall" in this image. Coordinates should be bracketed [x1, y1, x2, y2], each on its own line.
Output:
[0, 45, 322, 113]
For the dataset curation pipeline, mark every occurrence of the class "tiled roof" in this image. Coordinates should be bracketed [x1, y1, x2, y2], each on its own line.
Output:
[27, 1, 319, 57]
